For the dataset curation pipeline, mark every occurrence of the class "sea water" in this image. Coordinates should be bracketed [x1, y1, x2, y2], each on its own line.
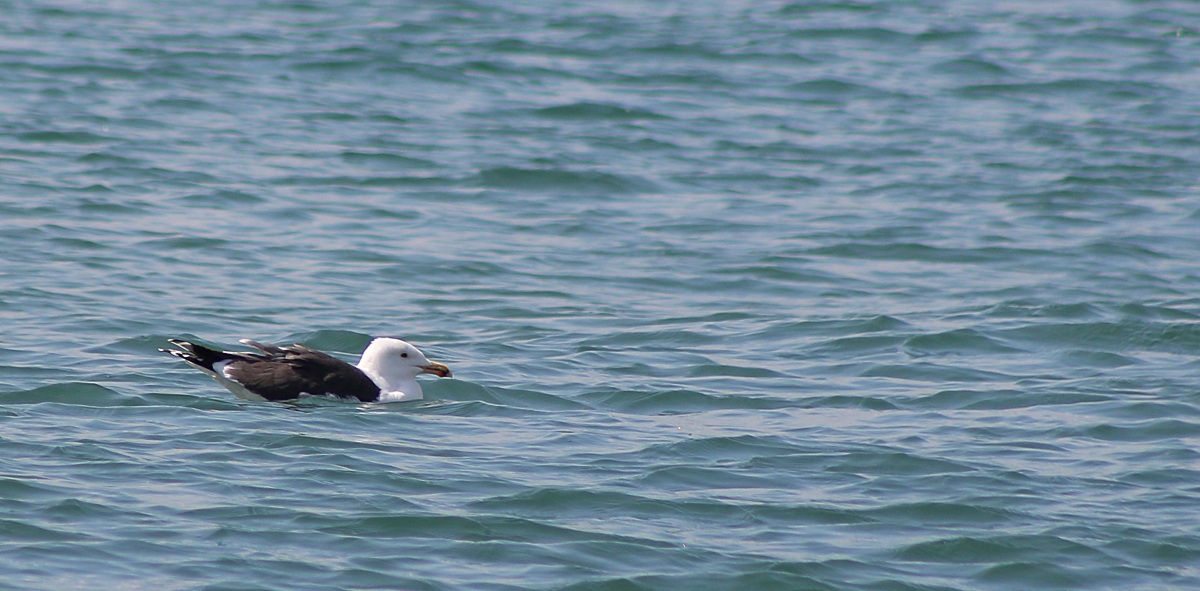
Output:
[1, 1, 1199, 589]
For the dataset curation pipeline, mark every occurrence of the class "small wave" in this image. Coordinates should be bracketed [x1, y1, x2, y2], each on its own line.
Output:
[801, 395, 898, 410]
[788, 78, 903, 99]
[1080, 419, 1200, 442]
[285, 329, 374, 353]
[860, 362, 1014, 383]
[903, 328, 1024, 355]
[0, 518, 85, 542]
[136, 235, 231, 250]
[978, 561, 1098, 587]
[0, 382, 125, 406]
[0, 476, 65, 501]
[929, 58, 1012, 79]
[340, 151, 437, 170]
[789, 26, 913, 43]
[176, 190, 266, 206]
[686, 363, 788, 378]
[998, 320, 1200, 356]
[578, 388, 787, 414]
[810, 242, 1050, 264]
[17, 131, 114, 145]
[807, 334, 906, 357]
[45, 63, 144, 80]
[320, 511, 645, 545]
[957, 79, 1170, 101]
[473, 488, 668, 516]
[270, 174, 450, 188]
[434, 382, 590, 412]
[633, 465, 792, 491]
[863, 501, 1017, 525]
[899, 535, 1042, 563]
[533, 102, 669, 121]
[146, 97, 226, 112]
[827, 452, 976, 476]
[474, 487, 855, 528]
[474, 166, 657, 195]
[86, 334, 175, 355]
[76, 152, 143, 166]
[630, 434, 804, 461]
[777, 2, 883, 16]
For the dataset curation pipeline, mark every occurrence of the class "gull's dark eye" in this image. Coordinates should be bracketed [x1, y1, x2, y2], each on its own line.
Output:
[401, 352, 408, 358]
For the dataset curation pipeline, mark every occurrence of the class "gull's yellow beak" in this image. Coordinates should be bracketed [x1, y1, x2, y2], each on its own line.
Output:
[420, 361, 452, 378]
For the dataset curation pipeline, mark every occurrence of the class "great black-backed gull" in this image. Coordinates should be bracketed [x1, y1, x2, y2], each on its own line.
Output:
[161, 337, 451, 403]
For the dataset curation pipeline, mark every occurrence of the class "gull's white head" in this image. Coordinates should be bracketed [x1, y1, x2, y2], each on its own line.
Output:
[356, 337, 451, 401]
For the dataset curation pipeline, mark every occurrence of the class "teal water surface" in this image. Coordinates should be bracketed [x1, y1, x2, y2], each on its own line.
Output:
[2, 1, 1200, 590]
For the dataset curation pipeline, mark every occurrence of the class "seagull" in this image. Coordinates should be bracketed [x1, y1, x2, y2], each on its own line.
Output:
[161, 337, 451, 403]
